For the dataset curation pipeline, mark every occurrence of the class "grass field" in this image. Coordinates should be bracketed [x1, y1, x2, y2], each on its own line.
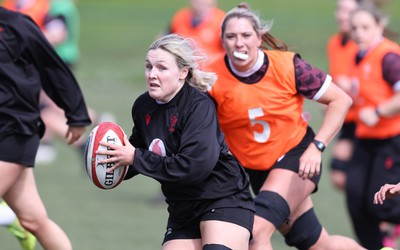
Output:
[1, 0, 400, 249]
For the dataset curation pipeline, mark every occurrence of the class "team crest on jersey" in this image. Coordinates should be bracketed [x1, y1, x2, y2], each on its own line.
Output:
[145, 114, 151, 125]
[169, 115, 178, 132]
[149, 138, 166, 156]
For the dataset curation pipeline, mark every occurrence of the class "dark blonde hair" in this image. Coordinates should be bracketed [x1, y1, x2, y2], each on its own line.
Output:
[221, 2, 288, 51]
[148, 34, 217, 92]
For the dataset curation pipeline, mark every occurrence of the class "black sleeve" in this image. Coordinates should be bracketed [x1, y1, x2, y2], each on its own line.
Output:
[132, 98, 220, 185]
[124, 99, 147, 180]
[20, 15, 91, 126]
[129, 98, 148, 149]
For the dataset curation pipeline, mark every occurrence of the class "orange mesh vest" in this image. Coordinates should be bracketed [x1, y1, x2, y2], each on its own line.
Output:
[352, 38, 400, 139]
[208, 51, 308, 170]
[2, 0, 49, 31]
[327, 33, 358, 122]
[170, 7, 225, 66]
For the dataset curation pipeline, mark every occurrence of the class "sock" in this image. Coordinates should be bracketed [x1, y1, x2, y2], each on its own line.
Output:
[0, 202, 17, 226]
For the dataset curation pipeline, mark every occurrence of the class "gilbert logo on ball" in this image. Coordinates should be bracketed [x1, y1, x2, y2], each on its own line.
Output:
[84, 122, 128, 189]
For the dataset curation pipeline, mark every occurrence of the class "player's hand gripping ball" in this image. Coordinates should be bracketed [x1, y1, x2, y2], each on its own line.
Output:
[84, 122, 128, 189]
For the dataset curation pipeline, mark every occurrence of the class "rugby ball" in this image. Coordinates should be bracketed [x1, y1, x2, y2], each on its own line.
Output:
[84, 122, 128, 189]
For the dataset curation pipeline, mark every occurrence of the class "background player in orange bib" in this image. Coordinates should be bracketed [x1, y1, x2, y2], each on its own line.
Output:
[326, 0, 359, 192]
[168, 0, 225, 66]
[327, 1, 400, 248]
[344, 3, 400, 249]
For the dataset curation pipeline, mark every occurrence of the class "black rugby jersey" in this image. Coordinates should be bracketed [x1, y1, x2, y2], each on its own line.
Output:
[126, 83, 252, 203]
[0, 8, 91, 137]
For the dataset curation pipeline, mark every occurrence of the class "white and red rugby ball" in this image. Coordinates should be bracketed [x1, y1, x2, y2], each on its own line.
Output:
[84, 122, 128, 189]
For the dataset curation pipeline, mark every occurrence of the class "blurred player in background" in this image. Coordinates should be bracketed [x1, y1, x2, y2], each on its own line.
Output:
[38, 0, 104, 163]
[327, 0, 400, 248]
[207, 3, 365, 250]
[2, 0, 110, 164]
[168, 0, 225, 66]
[0, 7, 91, 250]
[327, 0, 359, 192]
[97, 34, 255, 250]
[0, 1, 48, 248]
[43, 0, 79, 69]
[344, 3, 400, 249]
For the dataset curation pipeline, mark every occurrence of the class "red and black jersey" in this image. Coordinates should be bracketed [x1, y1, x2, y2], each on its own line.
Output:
[125, 83, 253, 207]
[0, 8, 91, 137]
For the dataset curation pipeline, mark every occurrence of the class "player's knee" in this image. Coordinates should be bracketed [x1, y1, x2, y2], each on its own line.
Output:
[283, 208, 322, 250]
[254, 190, 290, 228]
[18, 217, 39, 234]
[203, 244, 232, 250]
[19, 210, 48, 234]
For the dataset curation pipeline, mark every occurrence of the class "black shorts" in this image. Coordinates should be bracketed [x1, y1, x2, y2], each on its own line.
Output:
[163, 207, 254, 244]
[0, 133, 40, 167]
[337, 121, 356, 140]
[246, 126, 321, 194]
[162, 192, 255, 244]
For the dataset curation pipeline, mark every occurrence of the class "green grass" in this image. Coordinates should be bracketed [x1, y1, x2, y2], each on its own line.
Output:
[1, 0, 400, 249]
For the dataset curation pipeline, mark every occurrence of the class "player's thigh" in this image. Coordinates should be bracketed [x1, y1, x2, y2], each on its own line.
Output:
[4, 167, 47, 224]
[0, 161, 24, 196]
[0, 133, 39, 196]
[200, 220, 250, 250]
[162, 239, 201, 250]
